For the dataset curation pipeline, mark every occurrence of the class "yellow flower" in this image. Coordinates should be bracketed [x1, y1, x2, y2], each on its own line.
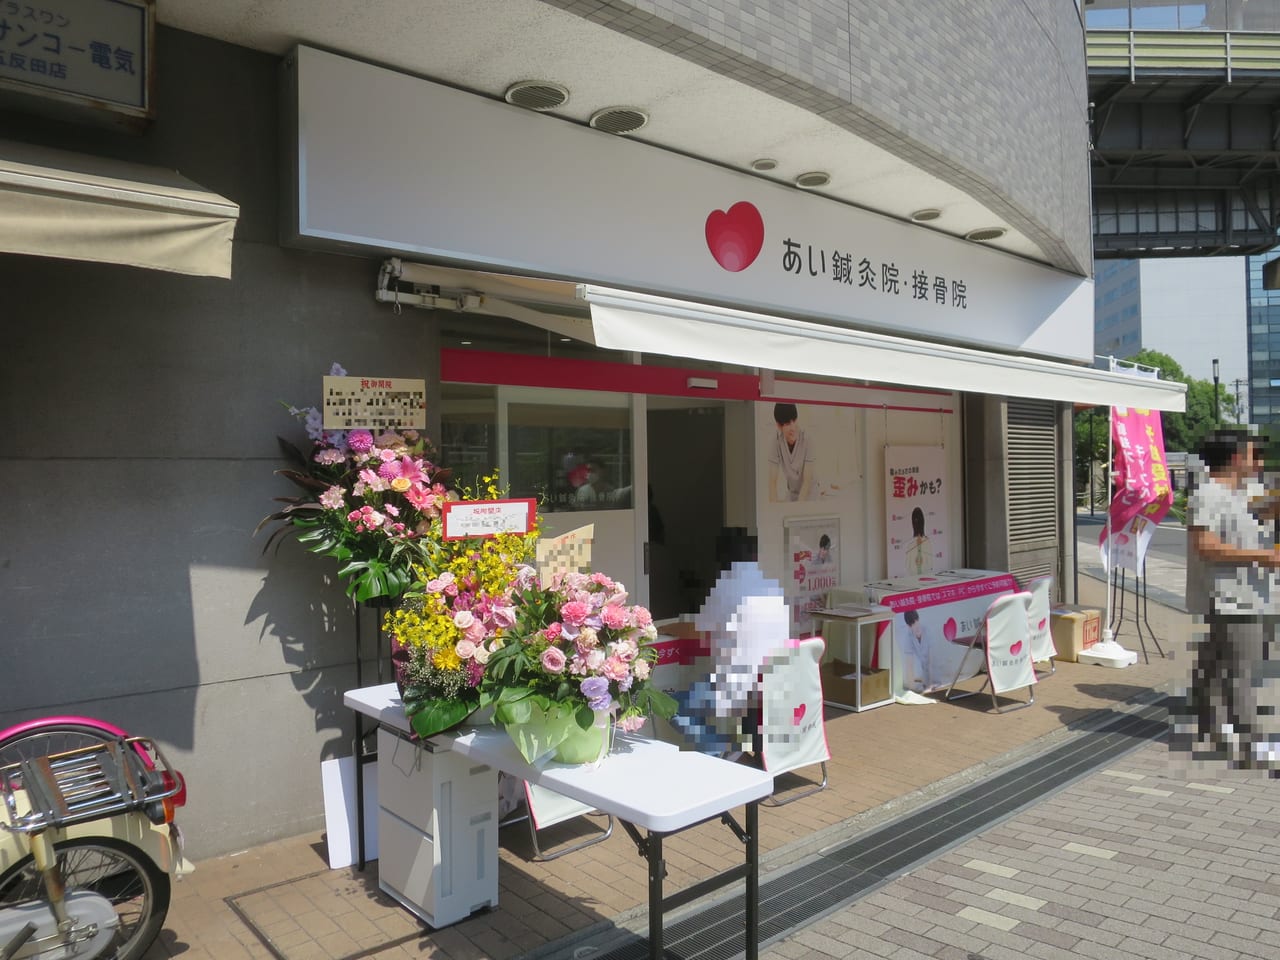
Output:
[390, 477, 411, 493]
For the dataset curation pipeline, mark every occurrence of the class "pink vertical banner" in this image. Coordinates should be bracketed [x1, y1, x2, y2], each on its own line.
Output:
[1099, 406, 1174, 571]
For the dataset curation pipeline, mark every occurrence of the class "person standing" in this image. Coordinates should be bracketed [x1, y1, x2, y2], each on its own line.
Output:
[1180, 427, 1280, 772]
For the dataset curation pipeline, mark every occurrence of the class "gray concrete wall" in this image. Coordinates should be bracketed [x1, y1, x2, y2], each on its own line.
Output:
[545, 0, 1093, 275]
[0, 28, 438, 858]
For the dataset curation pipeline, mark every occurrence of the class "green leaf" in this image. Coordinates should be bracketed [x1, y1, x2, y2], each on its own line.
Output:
[408, 698, 475, 738]
[575, 704, 594, 729]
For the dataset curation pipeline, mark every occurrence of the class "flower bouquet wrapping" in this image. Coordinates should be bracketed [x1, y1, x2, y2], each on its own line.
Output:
[480, 570, 678, 764]
[386, 493, 539, 738]
[257, 363, 454, 603]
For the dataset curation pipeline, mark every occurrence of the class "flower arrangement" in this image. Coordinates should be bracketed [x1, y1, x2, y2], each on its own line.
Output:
[257, 364, 455, 602]
[387, 475, 540, 738]
[480, 570, 678, 762]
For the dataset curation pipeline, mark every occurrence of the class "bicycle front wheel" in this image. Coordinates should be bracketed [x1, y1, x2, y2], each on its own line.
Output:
[0, 836, 170, 960]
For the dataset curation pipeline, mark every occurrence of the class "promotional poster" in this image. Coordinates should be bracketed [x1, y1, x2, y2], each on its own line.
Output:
[885, 445, 948, 577]
[784, 516, 841, 635]
[759, 402, 858, 502]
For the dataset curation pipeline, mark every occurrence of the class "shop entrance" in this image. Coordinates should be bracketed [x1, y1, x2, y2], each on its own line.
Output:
[646, 399, 725, 620]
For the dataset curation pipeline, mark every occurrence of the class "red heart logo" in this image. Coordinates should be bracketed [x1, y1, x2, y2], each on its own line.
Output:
[1038, 618, 1047, 631]
[942, 618, 957, 642]
[793, 703, 806, 725]
[705, 201, 764, 272]
[1010, 641, 1024, 656]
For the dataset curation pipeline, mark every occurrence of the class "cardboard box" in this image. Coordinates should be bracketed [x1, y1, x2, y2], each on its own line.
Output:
[1050, 604, 1102, 662]
[821, 658, 891, 709]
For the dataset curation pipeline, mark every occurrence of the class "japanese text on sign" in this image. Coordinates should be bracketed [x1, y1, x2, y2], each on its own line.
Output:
[441, 499, 537, 540]
[781, 238, 969, 310]
[0, 0, 150, 114]
[322, 375, 427, 431]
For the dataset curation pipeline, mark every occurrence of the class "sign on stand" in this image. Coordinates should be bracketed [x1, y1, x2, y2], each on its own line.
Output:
[441, 499, 537, 540]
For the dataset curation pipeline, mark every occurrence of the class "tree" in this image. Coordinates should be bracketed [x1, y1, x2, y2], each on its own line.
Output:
[1072, 348, 1235, 496]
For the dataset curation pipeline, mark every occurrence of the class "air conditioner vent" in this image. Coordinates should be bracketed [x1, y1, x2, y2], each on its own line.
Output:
[504, 80, 570, 111]
[589, 106, 649, 136]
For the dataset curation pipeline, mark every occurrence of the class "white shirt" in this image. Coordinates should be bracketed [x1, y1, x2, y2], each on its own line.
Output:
[1186, 469, 1276, 616]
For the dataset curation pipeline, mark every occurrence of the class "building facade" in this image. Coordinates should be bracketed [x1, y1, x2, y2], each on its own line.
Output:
[1094, 257, 1248, 405]
[0, 1, 1180, 858]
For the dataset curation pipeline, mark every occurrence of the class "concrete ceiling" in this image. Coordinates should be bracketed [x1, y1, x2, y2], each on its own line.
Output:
[159, 0, 1046, 264]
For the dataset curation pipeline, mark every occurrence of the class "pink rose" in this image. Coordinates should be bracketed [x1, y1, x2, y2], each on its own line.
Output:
[617, 714, 646, 734]
[603, 656, 629, 681]
[545, 622, 563, 641]
[492, 606, 517, 629]
[560, 600, 590, 626]
[610, 639, 639, 662]
[465, 619, 487, 644]
[601, 604, 628, 630]
[455, 639, 477, 660]
[453, 610, 475, 630]
[541, 647, 567, 674]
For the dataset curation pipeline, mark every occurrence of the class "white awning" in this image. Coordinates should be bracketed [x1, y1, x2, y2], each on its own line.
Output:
[0, 139, 239, 279]
[581, 285, 1187, 412]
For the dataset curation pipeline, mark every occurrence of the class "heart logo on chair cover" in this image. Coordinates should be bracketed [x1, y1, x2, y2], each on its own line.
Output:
[1010, 640, 1024, 656]
[943, 618, 957, 642]
[792, 703, 806, 725]
[1038, 618, 1047, 631]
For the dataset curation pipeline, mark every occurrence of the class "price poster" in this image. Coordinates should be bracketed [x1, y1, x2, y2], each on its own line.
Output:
[784, 516, 840, 634]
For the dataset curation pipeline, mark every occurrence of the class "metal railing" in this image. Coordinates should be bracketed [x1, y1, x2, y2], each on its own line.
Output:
[1088, 29, 1280, 79]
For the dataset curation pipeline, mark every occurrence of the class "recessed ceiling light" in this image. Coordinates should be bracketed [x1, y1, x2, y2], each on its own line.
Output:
[965, 227, 1007, 242]
[504, 80, 570, 111]
[589, 106, 649, 136]
[751, 158, 778, 172]
[559, 337, 572, 342]
[910, 208, 942, 223]
[794, 171, 830, 189]
[460, 340, 472, 345]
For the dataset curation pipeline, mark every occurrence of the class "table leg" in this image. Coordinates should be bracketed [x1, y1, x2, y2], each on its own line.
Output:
[648, 831, 664, 960]
[746, 801, 759, 960]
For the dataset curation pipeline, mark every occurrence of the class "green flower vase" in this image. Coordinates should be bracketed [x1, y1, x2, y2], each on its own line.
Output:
[552, 709, 613, 765]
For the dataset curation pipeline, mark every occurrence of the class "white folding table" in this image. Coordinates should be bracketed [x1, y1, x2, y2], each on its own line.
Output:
[345, 683, 773, 960]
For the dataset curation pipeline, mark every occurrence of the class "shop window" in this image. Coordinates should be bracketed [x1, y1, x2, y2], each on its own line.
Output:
[439, 383, 633, 513]
[508, 402, 633, 513]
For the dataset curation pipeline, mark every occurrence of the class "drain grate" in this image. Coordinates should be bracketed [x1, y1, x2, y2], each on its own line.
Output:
[585, 700, 1169, 960]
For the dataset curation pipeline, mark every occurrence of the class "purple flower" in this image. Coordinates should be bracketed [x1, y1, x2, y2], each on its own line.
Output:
[329, 362, 348, 377]
[580, 676, 612, 711]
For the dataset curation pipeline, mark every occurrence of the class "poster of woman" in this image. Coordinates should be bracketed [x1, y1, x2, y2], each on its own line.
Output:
[885, 446, 948, 578]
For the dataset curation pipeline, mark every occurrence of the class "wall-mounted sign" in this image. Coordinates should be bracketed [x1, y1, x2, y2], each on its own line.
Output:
[0, 0, 153, 120]
[442, 499, 538, 541]
[321, 375, 426, 431]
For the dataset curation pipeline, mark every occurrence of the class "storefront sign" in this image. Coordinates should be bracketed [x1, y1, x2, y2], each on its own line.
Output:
[784, 516, 840, 635]
[441, 498, 537, 540]
[1099, 406, 1173, 571]
[321, 375, 426, 431]
[0, 0, 153, 118]
[884, 446, 949, 577]
[285, 45, 1093, 362]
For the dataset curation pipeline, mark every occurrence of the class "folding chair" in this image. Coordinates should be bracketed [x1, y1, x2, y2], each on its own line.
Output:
[759, 637, 830, 806]
[945, 591, 1037, 713]
[518, 780, 613, 861]
[1023, 575, 1056, 676]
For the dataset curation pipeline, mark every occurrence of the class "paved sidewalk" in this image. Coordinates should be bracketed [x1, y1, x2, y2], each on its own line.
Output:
[140, 575, 1195, 960]
[761, 735, 1280, 960]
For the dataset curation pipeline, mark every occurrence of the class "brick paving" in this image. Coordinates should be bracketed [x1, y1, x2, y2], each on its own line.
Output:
[761, 740, 1280, 960]
[140, 576, 1209, 960]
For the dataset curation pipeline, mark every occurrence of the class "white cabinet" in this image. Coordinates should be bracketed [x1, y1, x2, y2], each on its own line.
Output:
[375, 727, 499, 927]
